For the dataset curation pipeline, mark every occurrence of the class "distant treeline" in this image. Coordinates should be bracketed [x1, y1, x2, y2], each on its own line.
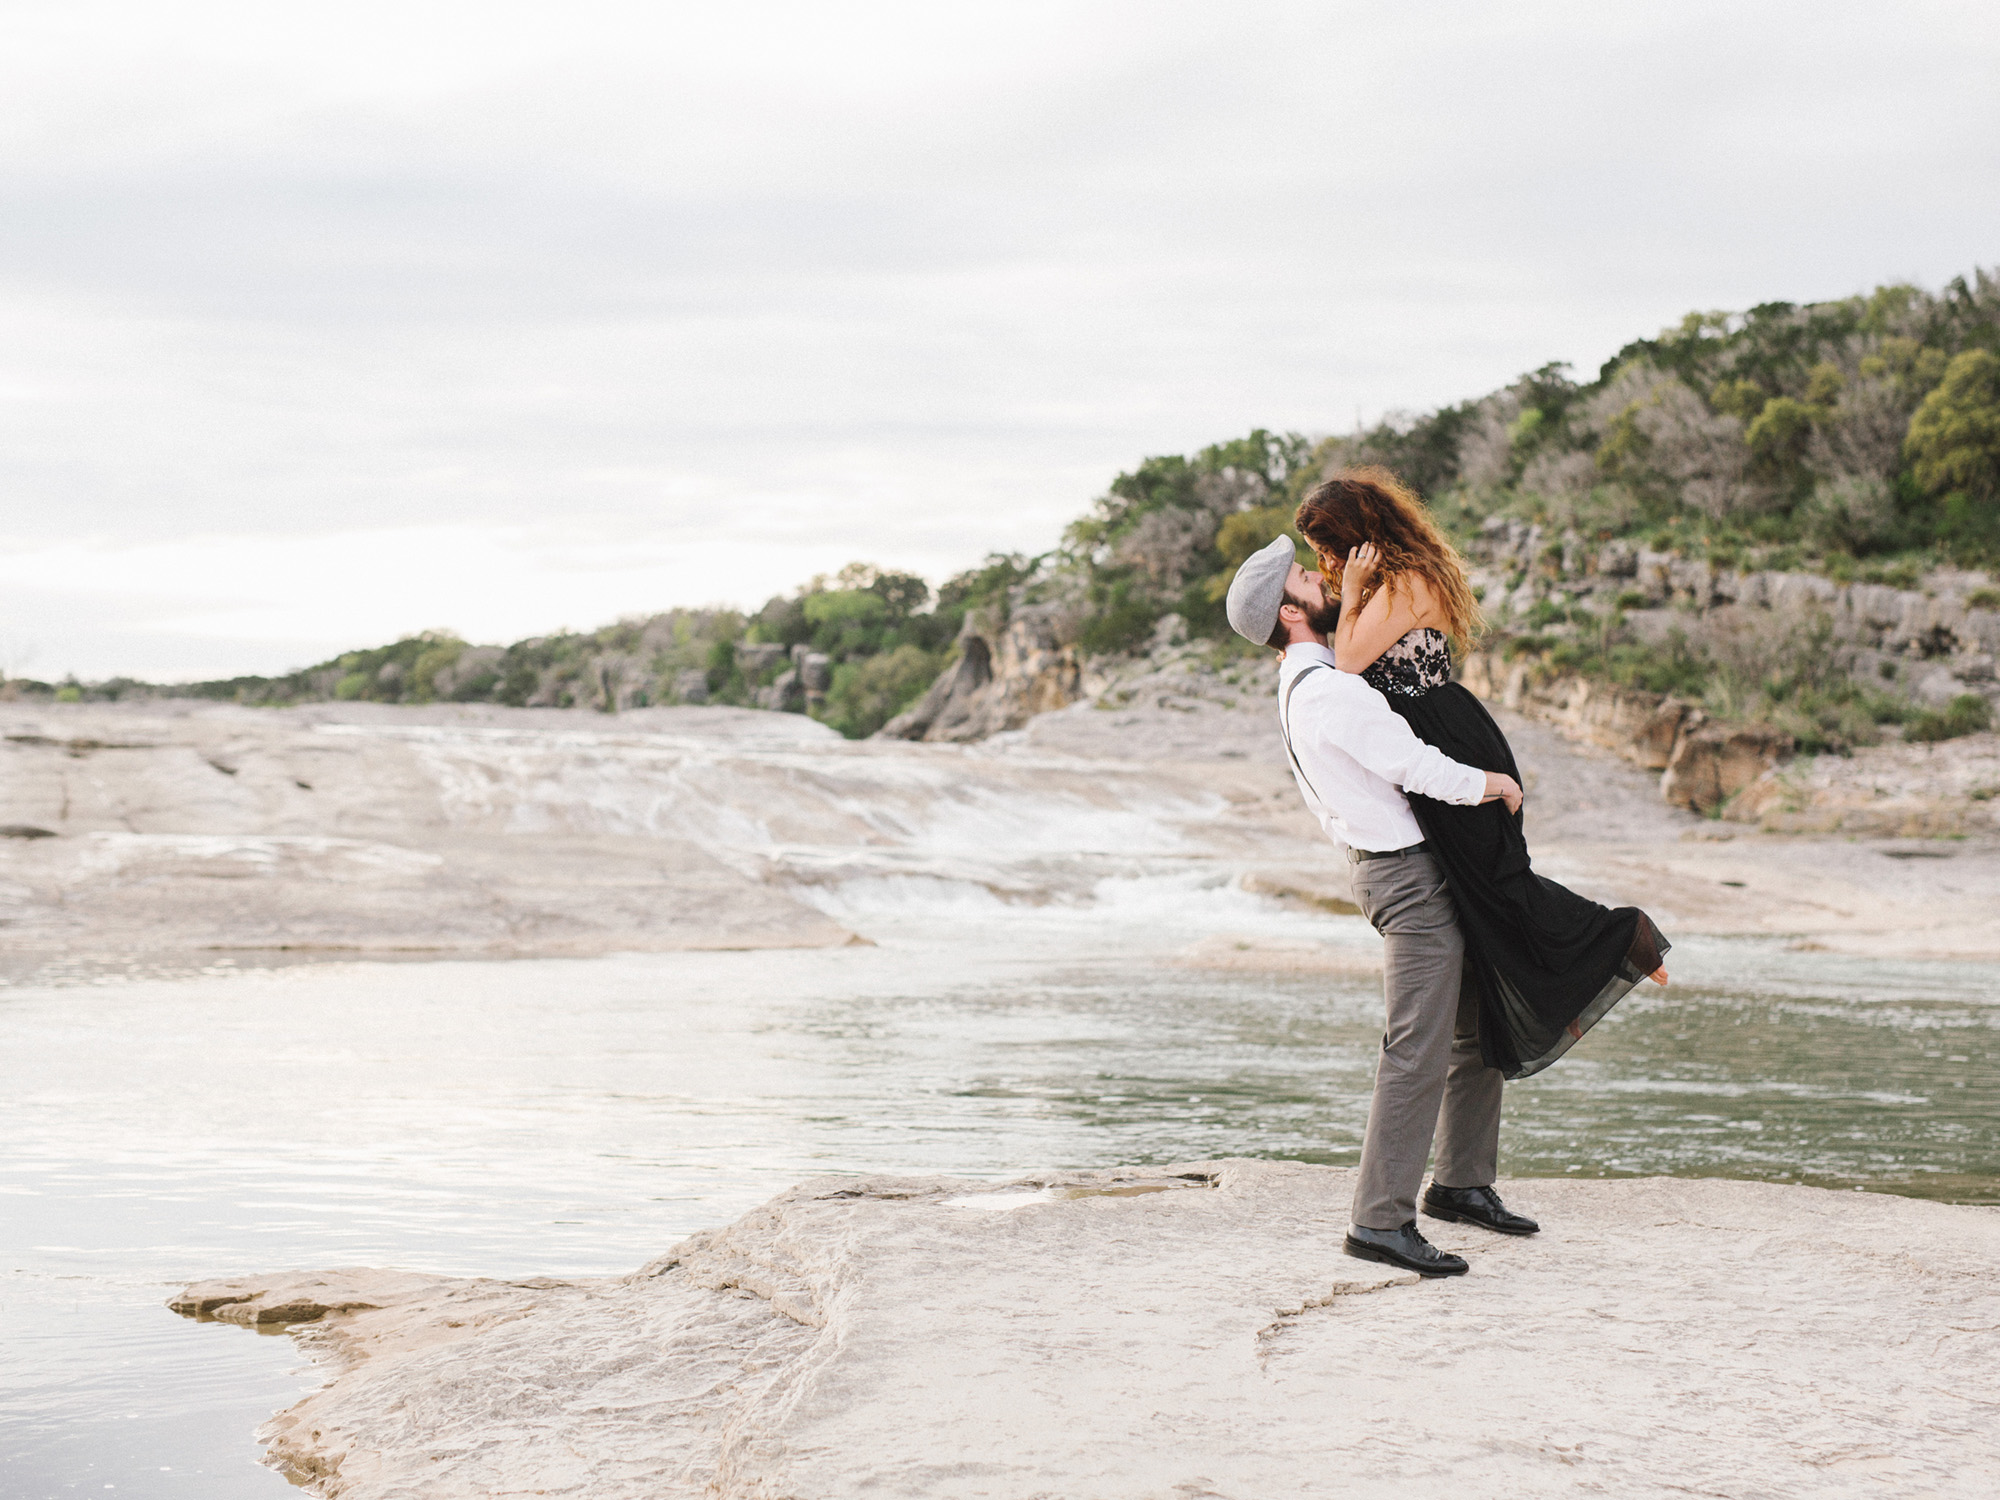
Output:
[18, 268, 1999, 738]
[114, 553, 1040, 740]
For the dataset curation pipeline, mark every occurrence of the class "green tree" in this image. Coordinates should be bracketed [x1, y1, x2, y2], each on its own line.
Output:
[1204, 505, 1306, 603]
[803, 589, 889, 631]
[1906, 349, 2000, 504]
[1744, 395, 1819, 481]
[409, 636, 466, 701]
[803, 588, 890, 659]
[936, 553, 1035, 622]
[1803, 362, 1845, 406]
[869, 571, 929, 621]
[1709, 378, 1767, 420]
[820, 644, 944, 738]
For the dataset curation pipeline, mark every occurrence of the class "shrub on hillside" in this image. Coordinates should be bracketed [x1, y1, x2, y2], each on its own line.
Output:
[1800, 475, 1898, 554]
[1907, 350, 2000, 505]
[1904, 693, 1994, 743]
[820, 645, 944, 739]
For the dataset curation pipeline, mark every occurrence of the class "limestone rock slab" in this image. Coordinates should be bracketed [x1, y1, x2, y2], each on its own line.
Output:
[176, 1161, 2000, 1499]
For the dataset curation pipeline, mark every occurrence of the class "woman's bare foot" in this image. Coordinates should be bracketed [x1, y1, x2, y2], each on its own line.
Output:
[1649, 967, 1670, 986]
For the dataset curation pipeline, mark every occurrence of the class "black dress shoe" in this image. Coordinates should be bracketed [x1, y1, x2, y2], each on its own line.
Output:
[1422, 1183, 1539, 1236]
[1342, 1221, 1468, 1277]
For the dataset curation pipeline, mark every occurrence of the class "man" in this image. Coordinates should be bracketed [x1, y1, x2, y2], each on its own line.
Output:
[1226, 534, 1537, 1278]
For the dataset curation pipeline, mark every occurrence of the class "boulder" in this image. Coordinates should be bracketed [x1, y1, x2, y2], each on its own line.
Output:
[1731, 571, 1772, 609]
[1660, 721, 1793, 814]
[1846, 583, 1906, 632]
[798, 652, 833, 694]
[1633, 549, 1673, 602]
[1665, 556, 1716, 606]
[880, 605, 1080, 742]
[1630, 697, 1699, 770]
[755, 668, 805, 713]
[1595, 540, 1637, 578]
[1763, 572, 1837, 614]
[1912, 666, 1969, 706]
[1477, 515, 1541, 565]
[879, 633, 992, 740]
[1965, 607, 2000, 654]
[1559, 530, 1584, 576]
[736, 642, 788, 676]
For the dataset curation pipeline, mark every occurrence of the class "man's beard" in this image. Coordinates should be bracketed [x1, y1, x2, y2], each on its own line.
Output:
[1294, 587, 1340, 637]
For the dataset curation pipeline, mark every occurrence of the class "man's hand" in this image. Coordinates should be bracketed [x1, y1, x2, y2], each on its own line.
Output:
[1481, 771, 1523, 814]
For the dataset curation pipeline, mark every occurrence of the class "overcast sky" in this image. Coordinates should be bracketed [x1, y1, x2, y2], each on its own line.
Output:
[3, 0, 1997, 681]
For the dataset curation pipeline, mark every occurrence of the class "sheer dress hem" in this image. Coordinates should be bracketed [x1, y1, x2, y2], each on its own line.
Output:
[1505, 913, 1670, 1079]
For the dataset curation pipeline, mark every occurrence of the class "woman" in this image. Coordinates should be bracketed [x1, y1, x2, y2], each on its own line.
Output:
[1295, 466, 1669, 1079]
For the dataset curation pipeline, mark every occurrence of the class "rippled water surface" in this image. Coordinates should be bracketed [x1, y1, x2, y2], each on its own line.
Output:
[4, 879, 1997, 1495]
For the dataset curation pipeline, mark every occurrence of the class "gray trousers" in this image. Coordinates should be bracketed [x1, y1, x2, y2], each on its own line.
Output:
[1348, 850, 1505, 1229]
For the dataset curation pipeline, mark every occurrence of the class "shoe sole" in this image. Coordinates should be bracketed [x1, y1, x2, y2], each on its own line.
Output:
[1421, 1203, 1538, 1236]
[1342, 1236, 1467, 1278]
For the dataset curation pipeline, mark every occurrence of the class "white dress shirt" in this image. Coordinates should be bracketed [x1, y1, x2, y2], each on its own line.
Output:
[1276, 641, 1488, 852]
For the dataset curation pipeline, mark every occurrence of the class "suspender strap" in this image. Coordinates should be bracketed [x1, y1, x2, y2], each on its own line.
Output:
[1279, 662, 1329, 806]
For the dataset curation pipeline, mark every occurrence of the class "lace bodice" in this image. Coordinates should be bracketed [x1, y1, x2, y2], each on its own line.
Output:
[1360, 628, 1451, 698]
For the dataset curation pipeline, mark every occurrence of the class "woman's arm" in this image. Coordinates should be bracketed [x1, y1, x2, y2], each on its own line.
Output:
[1330, 543, 1436, 673]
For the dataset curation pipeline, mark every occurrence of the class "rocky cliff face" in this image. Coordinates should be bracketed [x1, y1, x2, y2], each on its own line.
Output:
[1458, 655, 1794, 816]
[878, 603, 1081, 742]
[1456, 524, 2000, 821]
[1472, 517, 2000, 710]
[1456, 660, 1800, 824]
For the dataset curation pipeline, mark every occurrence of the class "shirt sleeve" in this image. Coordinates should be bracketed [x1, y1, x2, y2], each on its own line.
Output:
[1305, 673, 1489, 806]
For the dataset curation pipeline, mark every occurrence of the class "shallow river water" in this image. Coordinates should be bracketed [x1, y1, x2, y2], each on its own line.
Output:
[4, 876, 1997, 1496]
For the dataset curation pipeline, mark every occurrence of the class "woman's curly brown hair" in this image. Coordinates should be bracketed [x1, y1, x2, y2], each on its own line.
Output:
[1293, 466, 1484, 650]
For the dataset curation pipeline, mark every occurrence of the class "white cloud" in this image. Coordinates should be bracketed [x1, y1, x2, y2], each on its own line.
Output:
[2, 0, 1998, 679]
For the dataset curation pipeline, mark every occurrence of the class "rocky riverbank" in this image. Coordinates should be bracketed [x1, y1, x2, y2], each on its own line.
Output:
[7, 688, 2000, 977]
[173, 1159, 2000, 1499]
[0, 695, 1321, 978]
[0, 702, 859, 972]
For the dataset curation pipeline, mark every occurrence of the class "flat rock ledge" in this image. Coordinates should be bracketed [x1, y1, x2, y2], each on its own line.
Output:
[173, 1161, 2000, 1499]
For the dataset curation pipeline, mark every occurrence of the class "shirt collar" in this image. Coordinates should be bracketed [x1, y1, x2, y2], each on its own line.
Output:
[1283, 640, 1336, 667]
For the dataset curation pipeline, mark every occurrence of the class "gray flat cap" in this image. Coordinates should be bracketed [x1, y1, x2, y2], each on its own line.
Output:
[1225, 533, 1298, 645]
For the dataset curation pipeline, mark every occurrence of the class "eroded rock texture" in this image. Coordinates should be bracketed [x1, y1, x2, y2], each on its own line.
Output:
[177, 1161, 2000, 1499]
[879, 603, 1082, 742]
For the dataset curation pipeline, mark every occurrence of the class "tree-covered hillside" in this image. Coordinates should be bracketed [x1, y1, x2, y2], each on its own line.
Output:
[134, 555, 1037, 740]
[1364, 272, 2000, 570]
[18, 268, 1999, 740]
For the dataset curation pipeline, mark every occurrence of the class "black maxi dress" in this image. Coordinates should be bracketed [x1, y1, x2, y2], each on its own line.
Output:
[1361, 628, 1670, 1079]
